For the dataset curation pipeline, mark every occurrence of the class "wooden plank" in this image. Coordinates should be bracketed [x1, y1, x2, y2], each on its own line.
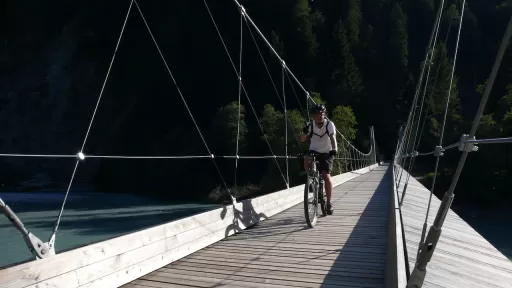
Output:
[397, 167, 512, 288]
[0, 165, 379, 288]
[124, 164, 391, 288]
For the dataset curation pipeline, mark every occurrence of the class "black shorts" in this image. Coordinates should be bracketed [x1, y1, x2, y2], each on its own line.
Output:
[309, 150, 334, 174]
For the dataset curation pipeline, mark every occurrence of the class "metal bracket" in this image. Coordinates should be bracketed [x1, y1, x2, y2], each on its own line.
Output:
[1, 200, 55, 259]
[459, 134, 479, 152]
[434, 146, 444, 157]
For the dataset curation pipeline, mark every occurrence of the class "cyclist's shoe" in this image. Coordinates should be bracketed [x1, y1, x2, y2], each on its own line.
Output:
[326, 203, 334, 215]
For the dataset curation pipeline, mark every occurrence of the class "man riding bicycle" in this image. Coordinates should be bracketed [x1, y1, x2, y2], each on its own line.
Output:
[299, 104, 337, 215]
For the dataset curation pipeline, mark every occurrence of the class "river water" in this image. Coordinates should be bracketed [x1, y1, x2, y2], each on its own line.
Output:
[1, 188, 510, 269]
[0, 192, 220, 268]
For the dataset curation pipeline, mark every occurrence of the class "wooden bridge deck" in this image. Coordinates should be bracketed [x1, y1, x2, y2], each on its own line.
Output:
[398, 170, 512, 288]
[122, 165, 391, 288]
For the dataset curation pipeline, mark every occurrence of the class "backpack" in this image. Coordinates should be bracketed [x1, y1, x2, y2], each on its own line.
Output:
[308, 119, 332, 139]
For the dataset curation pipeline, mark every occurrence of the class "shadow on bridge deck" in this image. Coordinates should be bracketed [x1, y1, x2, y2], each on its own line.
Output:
[122, 165, 391, 288]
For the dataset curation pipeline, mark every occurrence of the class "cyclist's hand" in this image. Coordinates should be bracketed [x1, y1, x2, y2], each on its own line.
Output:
[329, 150, 337, 157]
[299, 135, 308, 142]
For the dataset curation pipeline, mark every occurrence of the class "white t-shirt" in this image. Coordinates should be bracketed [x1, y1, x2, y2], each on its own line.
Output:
[308, 120, 336, 153]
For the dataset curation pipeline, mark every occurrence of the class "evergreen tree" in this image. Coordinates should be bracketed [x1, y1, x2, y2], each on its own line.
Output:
[331, 20, 363, 106]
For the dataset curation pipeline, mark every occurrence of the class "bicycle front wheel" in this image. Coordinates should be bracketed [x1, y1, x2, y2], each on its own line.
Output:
[304, 174, 318, 228]
[319, 183, 328, 217]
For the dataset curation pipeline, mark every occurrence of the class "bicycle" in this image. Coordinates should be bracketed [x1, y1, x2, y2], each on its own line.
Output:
[299, 152, 328, 228]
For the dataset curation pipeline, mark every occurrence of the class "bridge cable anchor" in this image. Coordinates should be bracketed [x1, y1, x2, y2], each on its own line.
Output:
[459, 134, 478, 152]
[434, 146, 444, 157]
[0, 200, 54, 259]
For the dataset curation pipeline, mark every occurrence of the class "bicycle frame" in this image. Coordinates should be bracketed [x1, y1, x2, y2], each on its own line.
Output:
[302, 152, 327, 228]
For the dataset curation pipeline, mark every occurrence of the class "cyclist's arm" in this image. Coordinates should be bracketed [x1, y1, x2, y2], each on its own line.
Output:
[299, 123, 311, 142]
[328, 123, 338, 151]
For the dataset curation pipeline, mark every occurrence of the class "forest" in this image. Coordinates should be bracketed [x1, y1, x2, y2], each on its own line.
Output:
[0, 0, 511, 208]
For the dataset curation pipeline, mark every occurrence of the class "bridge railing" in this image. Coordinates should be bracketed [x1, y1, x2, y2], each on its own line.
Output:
[0, 163, 379, 288]
[392, 2, 512, 284]
[386, 164, 408, 288]
[0, 0, 380, 286]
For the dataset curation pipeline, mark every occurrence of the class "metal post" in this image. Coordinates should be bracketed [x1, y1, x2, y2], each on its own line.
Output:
[370, 126, 377, 164]
[407, 16, 512, 288]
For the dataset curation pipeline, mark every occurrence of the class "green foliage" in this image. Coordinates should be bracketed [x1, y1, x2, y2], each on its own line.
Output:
[503, 111, 512, 135]
[331, 19, 363, 104]
[211, 101, 248, 155]
[345, 0, 361, 49]
[330, 105, 358, 175]
[331, 106, 358, 142]
[389, 4, 408, 71]
[290, 0, 318, 84]
[424, 42, 462, 144]
[309, 91, 325, 106]
[3, 0, 512, 208]
[476, 114, 499, 138]
[271, 31, 286, 58]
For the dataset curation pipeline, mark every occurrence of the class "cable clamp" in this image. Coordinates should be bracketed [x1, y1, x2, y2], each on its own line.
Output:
[77, 152, 86, 160]
[210, 154, 215, 159]
[412, 151, 419, 157]
[239, 5, 246, 16]
[459, 134, 479, 152]
[434, 146, 444, 157]
[281, 60, 286, 68]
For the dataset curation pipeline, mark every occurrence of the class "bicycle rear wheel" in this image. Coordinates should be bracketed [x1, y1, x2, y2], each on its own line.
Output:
[304, 174, 318, 228]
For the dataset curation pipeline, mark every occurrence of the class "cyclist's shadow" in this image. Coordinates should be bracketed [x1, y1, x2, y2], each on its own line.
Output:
[221, 199, 268, 238]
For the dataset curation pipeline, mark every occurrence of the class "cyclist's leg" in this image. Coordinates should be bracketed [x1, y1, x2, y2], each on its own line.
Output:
[319, 154, 334, 213]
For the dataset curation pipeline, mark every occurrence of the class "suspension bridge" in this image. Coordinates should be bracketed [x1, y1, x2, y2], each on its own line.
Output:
[1, 0, 512, 287]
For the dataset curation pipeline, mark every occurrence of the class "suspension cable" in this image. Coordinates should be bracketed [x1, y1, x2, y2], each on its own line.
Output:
[0, 153, 76, 158]
[204, 0, 288, 187]
[401, 0, 455, 205]
[421, 0, 466, 244]
[51, 0, 135, 243]
[396, 0, 447, 187]
[284, 70, 307, 118]
[405, 9, 458, 250]
[243, 17, 303, 150]
[234, 11, 244, 191]
[408, 14, 512, 288]
[283, 65, 289, 187]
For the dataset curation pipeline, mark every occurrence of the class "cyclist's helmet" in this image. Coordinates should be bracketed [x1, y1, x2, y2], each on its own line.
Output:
[309, 104, 326, 115]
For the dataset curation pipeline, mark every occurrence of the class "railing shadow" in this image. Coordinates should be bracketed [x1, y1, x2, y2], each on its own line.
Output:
[320, 164, 390, 287]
